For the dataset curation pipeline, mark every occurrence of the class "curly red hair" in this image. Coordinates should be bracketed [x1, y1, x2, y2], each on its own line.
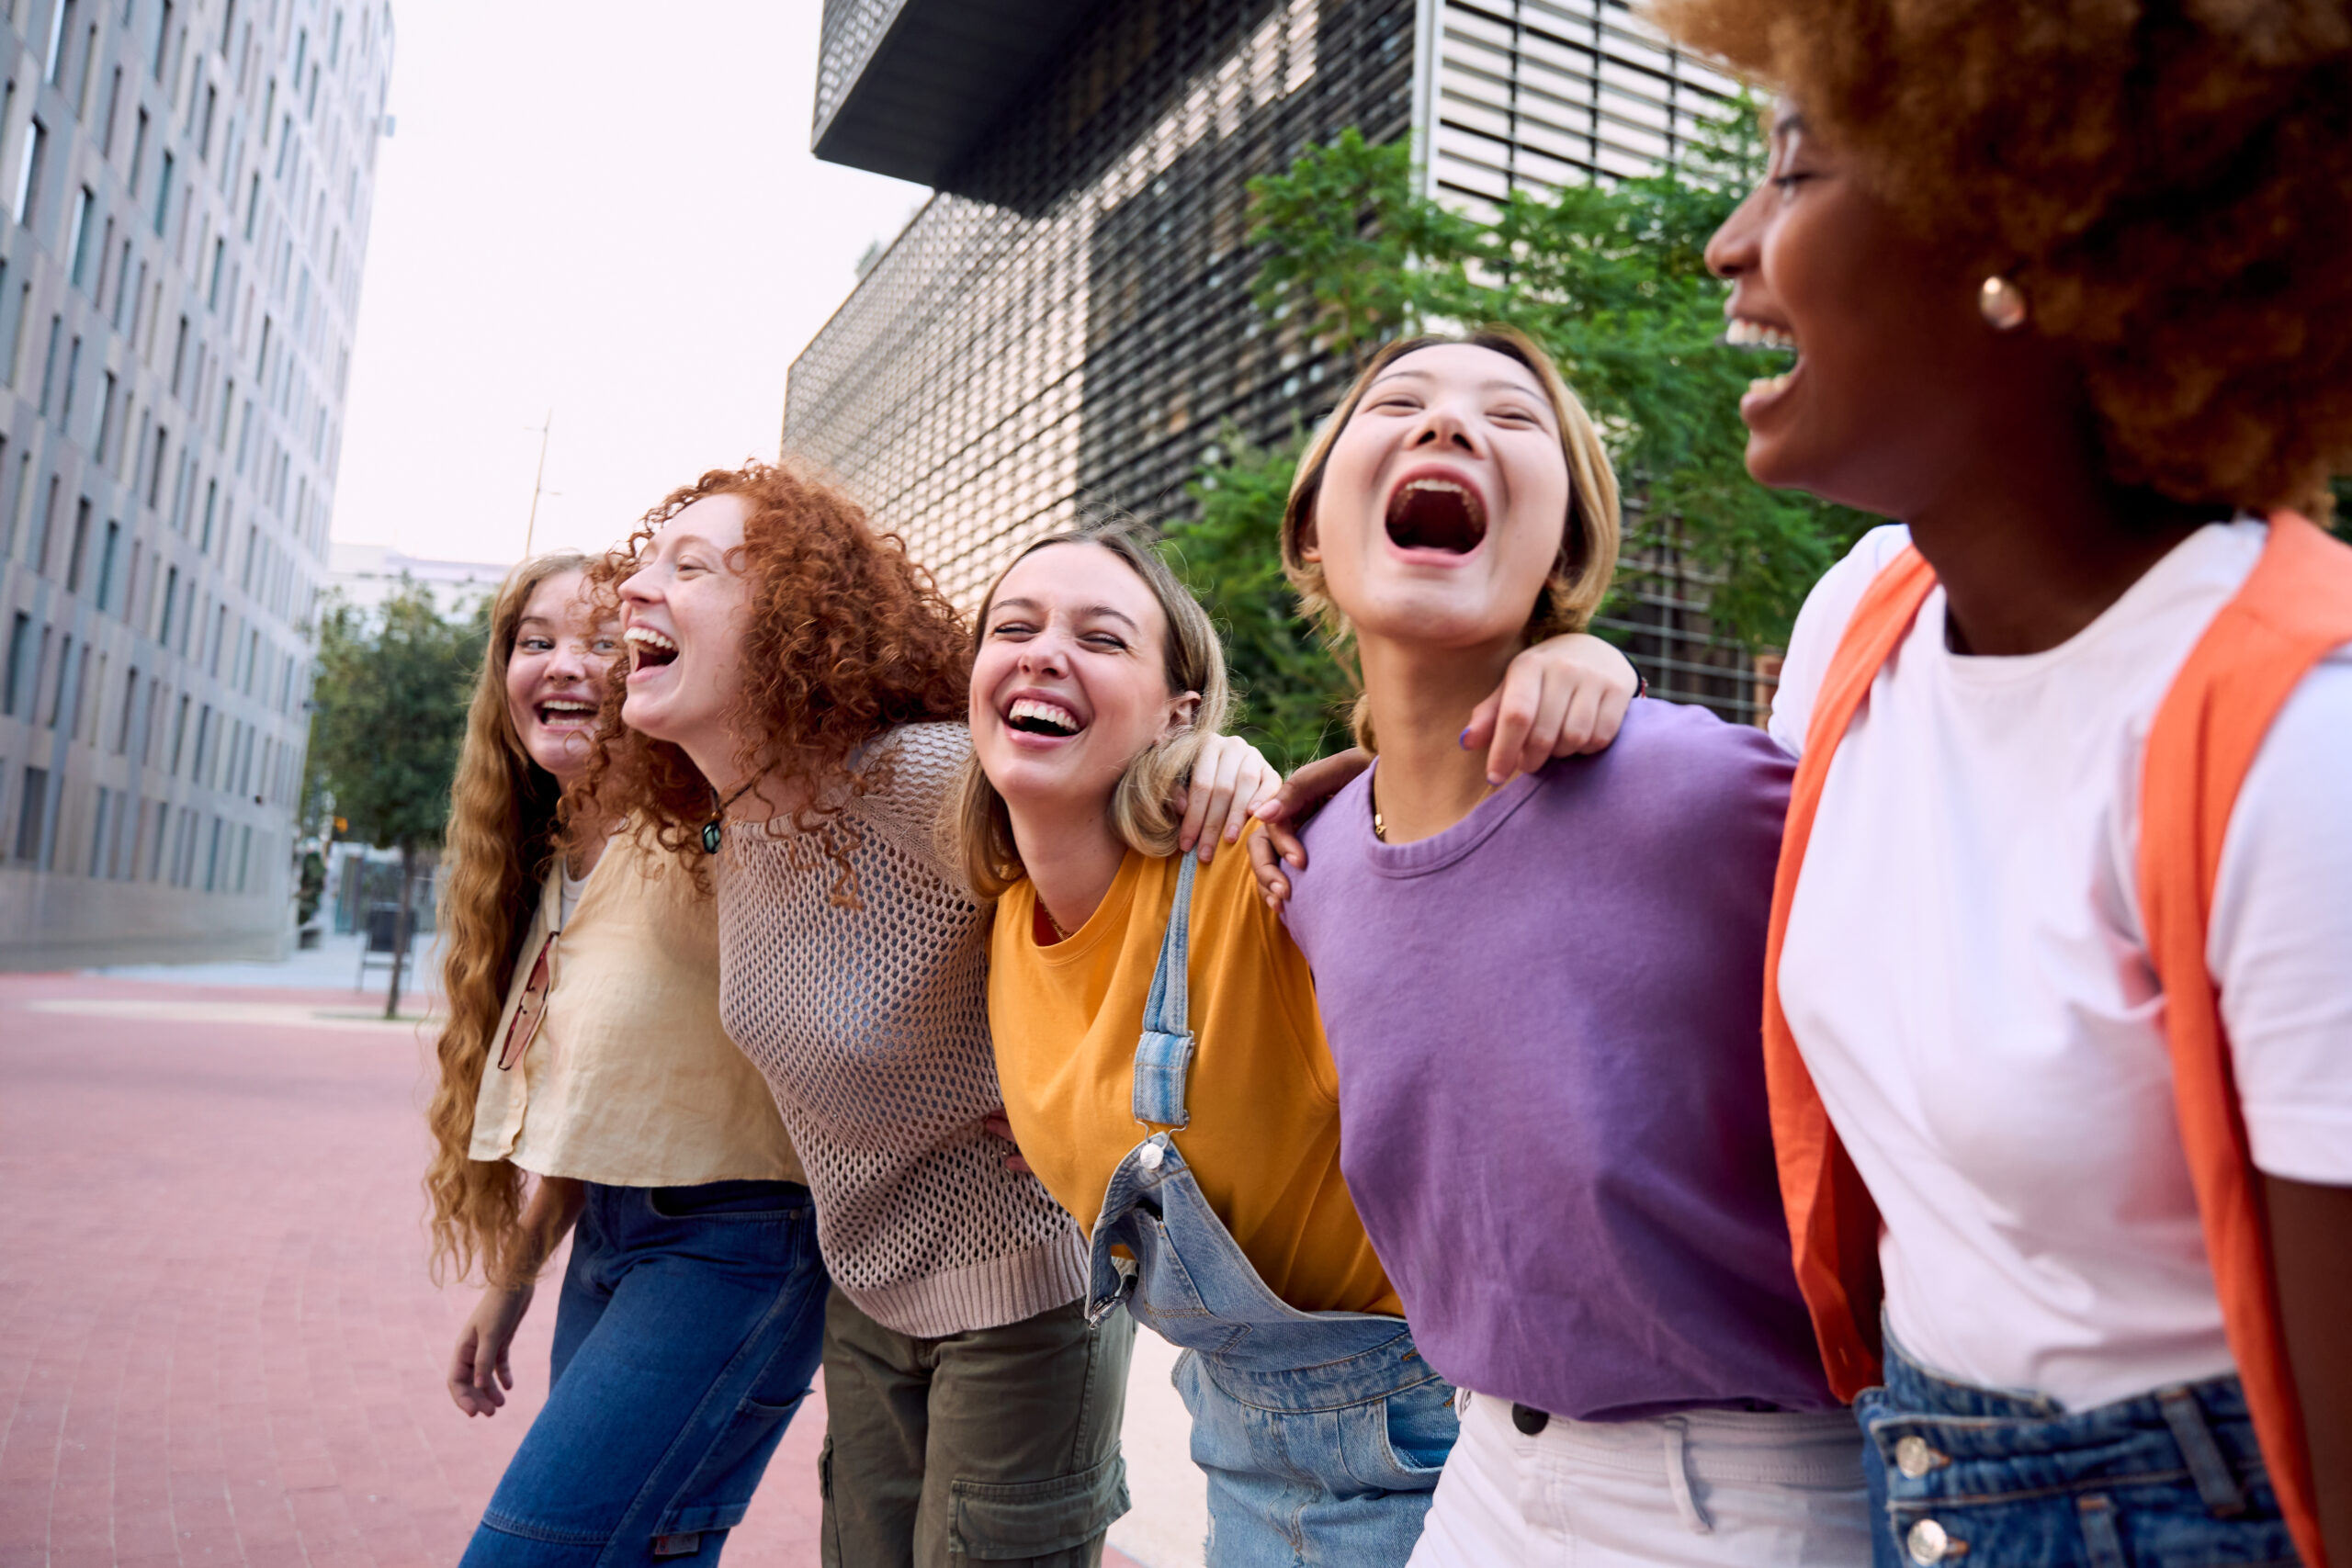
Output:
[571, 461, 971, 902]
[1650, 0, 2352, 515]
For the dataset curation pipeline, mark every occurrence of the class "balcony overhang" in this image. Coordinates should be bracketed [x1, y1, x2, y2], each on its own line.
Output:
[811, 0, 1106, 186]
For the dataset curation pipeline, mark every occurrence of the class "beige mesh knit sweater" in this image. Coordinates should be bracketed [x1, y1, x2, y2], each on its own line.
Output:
[717, 721, 1085, 1337]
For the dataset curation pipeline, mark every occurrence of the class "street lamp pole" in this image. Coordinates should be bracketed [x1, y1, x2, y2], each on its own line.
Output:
[523, 410, 554, 557]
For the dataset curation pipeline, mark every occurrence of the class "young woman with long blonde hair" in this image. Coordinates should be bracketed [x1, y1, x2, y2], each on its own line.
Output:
[427, 553, 825, 1567]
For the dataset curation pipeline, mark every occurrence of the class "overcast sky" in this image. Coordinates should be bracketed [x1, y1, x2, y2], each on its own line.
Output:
[328, 1, 928, 565]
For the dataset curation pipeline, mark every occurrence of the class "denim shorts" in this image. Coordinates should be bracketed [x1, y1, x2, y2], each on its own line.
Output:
[1858, 1335, 2301, 1568]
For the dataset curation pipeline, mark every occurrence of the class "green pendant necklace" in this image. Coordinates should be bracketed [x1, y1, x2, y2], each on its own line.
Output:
[702, 777, 762, 854]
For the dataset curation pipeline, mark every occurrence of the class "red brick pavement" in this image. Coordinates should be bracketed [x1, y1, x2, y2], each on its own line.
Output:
[0, 975, 1142, 1568]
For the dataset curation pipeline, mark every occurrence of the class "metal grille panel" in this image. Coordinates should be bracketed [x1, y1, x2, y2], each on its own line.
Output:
[792, 0, 1768, 721]
[788, 0, 1416, 608]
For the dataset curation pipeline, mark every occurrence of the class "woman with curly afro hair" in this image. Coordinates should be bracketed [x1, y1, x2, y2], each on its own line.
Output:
[1649, 0, 2352, 1564]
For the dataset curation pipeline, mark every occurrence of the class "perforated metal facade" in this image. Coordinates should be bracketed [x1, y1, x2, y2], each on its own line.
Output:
[790, 0, 1769, 716]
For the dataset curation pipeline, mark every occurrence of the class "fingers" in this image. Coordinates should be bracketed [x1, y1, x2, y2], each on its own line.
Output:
[1233, 754, 1282, 838]
[1193, 742, 1247, 863]
[1461, 689, 1498, 756]
[1263, 816, 1307, 873]
[1521, 670, 1579, 780]
[1172, 771, 1205, 854]
[1554, 680, 1604, 758]
[1247, 828, 1294, 910]
[1589, 675, 1633, 752]
[448, 1332, 489, 1417]
[982, 1111, 1031, 1173]
[1266, 750, 1371, 841]
[494, 1336, 515, 1393]
[1480, 662, 1545, 785]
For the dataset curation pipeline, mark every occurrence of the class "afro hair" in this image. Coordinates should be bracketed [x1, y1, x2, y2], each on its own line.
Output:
[1649, 0, 2352, 516]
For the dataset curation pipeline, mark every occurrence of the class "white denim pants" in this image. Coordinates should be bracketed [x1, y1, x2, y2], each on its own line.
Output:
[1406, 1390, 1871, 1567]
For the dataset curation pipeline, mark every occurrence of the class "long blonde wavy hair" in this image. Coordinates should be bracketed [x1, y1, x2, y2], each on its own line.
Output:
[425, 552, 593, 1287]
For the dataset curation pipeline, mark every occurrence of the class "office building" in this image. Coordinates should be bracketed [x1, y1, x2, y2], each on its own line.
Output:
[0, 0, 394, 969]
[787, 0, 1760, 715]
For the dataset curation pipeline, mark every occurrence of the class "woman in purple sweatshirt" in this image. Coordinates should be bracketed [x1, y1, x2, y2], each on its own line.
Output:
[1273, 329, 1865, 1565]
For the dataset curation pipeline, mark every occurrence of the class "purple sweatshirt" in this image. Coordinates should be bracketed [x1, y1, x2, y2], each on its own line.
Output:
[1283, 699, 1835, 1419]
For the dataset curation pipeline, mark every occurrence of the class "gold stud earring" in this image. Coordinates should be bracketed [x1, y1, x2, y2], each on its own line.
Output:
[1979, 276, 2029, 332]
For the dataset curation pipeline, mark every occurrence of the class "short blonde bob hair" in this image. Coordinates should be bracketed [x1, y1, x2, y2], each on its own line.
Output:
[1280, 329, 1622, 749]
[947, 525, 1234, 903]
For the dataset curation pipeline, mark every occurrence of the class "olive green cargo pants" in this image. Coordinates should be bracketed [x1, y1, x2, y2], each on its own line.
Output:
[819, 1289, 1134, 1566]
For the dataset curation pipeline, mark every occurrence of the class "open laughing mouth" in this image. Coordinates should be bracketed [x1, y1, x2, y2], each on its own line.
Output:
[624, 626, 679, 675]
[1385, 475, 1487, 554]
[1724, 317, 1801, 400]
[1004, 697, 1083, 738]
[536, 698, 598, 729]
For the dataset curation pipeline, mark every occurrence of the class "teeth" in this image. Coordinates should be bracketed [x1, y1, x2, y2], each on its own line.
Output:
[1007, 697, 1080, 734]
[1403, 478, 1467, 498]
[625, 626, 677, 653]
[1747, 372, 1794, 397]
[540, 700, 597, 714]
[1725, 319, 1798, 352]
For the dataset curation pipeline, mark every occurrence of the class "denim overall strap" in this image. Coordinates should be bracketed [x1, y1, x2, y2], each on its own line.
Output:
[1131, 852, 1199, 1129]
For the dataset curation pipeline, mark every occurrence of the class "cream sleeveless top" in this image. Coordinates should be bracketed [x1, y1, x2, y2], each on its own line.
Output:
[469, 826, 804, 1188]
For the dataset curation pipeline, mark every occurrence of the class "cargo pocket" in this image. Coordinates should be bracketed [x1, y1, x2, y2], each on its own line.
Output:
[659, 1390, 809, 1536]
[947, 1451, 1129, 1561]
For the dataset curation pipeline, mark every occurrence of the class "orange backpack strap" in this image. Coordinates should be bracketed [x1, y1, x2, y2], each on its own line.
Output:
[2139, 512, 2352, 1568]
[1761, 543, 1938, 1399]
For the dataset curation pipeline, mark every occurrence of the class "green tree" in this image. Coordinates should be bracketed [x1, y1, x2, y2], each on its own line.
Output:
[1222, 110, 1872, 668]
[1245, 129, 1445, 373]
[1167, 425, 1346, 770]
[307, 580, 483, 1017]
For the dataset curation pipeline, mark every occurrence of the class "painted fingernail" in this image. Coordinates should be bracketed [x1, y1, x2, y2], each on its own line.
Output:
[1459, 728, 1472, 749]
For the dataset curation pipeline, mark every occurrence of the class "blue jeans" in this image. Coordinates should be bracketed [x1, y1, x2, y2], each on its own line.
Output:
[461, 1179, 830, 1567]
[1858, 1332, 2302, 1568]
[1086, 853, 1456, 1567]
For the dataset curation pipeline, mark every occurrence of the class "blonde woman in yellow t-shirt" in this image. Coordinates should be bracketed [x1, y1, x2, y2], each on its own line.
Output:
[953, 524, 1635, 1567]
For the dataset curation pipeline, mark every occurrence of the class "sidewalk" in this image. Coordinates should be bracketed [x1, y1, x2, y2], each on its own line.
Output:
[0, 967, 1202, 1568]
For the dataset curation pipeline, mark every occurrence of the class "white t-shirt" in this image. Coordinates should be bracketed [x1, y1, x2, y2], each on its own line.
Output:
[1770, 519, 2352, 1410]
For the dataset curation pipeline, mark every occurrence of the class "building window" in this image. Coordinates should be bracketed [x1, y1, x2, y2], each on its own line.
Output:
[63, 500, 90, 592]
[153, 152, 174, 235]
[115, 666, 136, 752]
[3, 613, 28, 716]
[129, 108, 148, 195]
[15, 767, 48, 862]
[95, 517, 119, 608]
[65, 185, 94, 286]
[89, 786, 109, 874]
[44, 0, 74, 84]
[16, 118, 48, 227]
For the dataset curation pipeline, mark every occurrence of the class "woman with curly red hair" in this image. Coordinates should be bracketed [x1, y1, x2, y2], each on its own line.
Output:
[1651, 1, 2352, 1563]
[579, 461, 1306, 1567]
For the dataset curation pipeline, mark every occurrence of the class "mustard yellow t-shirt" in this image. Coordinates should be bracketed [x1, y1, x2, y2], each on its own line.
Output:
[989, 837, 1401, 1318]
